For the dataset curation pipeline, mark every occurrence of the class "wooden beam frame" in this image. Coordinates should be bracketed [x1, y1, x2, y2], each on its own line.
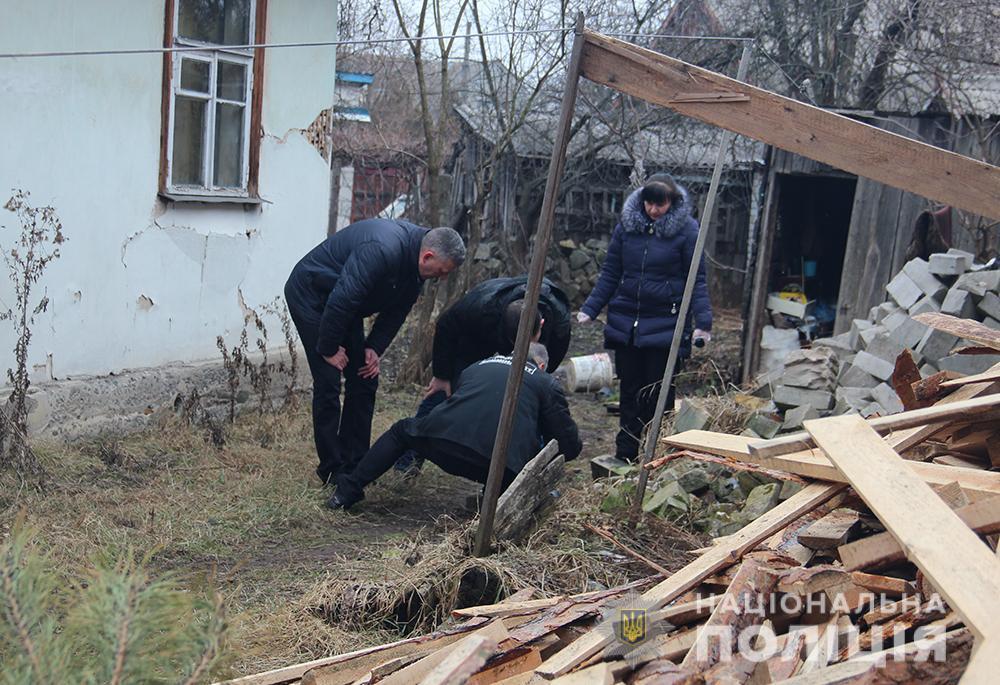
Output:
[578, 31, 1000, 219]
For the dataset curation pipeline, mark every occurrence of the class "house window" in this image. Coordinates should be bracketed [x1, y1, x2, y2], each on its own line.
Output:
[163, 0, 263, 199]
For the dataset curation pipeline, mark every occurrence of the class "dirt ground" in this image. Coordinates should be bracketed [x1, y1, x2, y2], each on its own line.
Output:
[0, 310, 741, 679]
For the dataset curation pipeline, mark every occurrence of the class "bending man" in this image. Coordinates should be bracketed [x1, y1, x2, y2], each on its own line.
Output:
[284, 219, 465, 484]
[329, 343, 581, 510]
[396, 276, 571, 475]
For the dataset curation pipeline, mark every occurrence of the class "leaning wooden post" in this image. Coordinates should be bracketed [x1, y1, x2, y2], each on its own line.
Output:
[630, 43, 753, 522]
[472, 14, 586, 557]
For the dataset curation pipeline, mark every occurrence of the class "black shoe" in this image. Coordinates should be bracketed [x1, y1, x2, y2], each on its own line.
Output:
[326, 485, 363, 511]
[326, 492, 352, 510]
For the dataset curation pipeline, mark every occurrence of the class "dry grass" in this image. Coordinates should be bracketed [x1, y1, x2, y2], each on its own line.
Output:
[0, 343, 713, 678]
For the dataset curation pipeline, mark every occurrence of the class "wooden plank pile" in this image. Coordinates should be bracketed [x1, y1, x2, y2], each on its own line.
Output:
[221, 318, 1000, 685]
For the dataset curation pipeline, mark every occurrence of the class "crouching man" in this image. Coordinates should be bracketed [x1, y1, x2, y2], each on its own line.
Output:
[328, 343, 582, 510]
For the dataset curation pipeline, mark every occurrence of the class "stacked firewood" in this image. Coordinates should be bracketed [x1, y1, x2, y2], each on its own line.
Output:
[221, 314, 1000, 685]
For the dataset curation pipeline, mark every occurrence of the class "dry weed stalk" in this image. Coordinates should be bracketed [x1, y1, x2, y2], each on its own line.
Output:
[0, 190, 65, 484]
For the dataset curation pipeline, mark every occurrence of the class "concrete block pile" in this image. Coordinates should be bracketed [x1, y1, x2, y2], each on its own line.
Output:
[753, 249, 1000, 431]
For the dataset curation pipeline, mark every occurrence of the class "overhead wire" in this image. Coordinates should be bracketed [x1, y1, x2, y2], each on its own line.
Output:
[0, 28, 752, 60]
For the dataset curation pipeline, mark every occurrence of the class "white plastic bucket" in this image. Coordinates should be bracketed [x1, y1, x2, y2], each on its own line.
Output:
[563, 353, 614, 392]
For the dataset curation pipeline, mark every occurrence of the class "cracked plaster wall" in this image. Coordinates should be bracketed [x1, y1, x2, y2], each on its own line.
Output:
[0, 0, 337, 380]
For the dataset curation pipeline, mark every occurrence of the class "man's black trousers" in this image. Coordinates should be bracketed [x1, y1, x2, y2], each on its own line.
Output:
[613, 345, 682, 462]
[338, 418, 515, 503]
[287, 302, 378, 483]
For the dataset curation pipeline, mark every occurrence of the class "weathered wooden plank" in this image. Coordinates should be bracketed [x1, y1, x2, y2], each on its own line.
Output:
[838, 494, 1000, 570]
[913, 313, 1000, 350]
[533, 483, 842, 678]
[805, 415, 1000, 644]
[377, 620, 509, 685]
[664, 430, 1000, 500]
[798, 509, 861, 550]
[579, 31, 1000, 219]
[746, 393, 1000, 458]
[941, 368, 1000, 388]
[216, 618, 491, 685]
[418, 634, 497, 685]
[837, 179, 904, 332]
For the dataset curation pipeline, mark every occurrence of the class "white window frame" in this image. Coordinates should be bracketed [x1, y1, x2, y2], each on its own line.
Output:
[165, 1, 256, 198]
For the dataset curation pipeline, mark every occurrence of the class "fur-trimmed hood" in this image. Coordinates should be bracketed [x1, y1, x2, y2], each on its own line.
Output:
[620, 183, 693, 239]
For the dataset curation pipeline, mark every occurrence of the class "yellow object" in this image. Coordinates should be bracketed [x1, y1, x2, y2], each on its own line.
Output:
[777, 285, 808, 305]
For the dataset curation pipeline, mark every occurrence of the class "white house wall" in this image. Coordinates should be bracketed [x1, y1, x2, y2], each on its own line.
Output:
[0, 1, 336, 379]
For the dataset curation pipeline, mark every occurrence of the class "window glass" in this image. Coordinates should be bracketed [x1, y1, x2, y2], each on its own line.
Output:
[178, 0, 251, 45]
[172, 97, 207, 185]
[214, 103, 245, 187]
[179, 58, 211, 93]
[217, 61, 247, 102]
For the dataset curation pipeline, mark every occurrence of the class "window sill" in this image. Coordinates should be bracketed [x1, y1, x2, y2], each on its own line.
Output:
[160, 192, 263, 206]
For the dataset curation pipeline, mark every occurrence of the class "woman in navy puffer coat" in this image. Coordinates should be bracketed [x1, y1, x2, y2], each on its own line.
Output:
[579, 174, 712, 461]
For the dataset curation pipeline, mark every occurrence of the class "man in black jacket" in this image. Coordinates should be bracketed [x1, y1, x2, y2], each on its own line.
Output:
[328, 343, 582, 510]
[395, 276, 571, 475]
[284, 219, 466, 484]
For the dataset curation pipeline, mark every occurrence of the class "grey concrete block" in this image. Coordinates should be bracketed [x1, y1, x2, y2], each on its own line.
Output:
[982, 317, 1000, 331]
[851, 350, 895, 381]
[902, 258, 947, 299]
[948, 247, 975, 265]
[781, 404, 819, 431]
[908, 295, 941, 317]
[977, 291, 1000, 321]
[849, 319, 874, 349]
[888, 316, 929, 349]
[929, 252, 970, 276]
[956, 270, 1000, 298]
[858, 324, 887, 350]
[881, 311, 910, 333]
[834, 386, 874, 415]
[747, 413, 783, 439]
[886, 271, 923, 309]
[916, 328, 960, 362]
[874, 302, 901, 324]
[674, 400, 711, 433]
[812, 333, 854, 360]
[937, 354, 1000, 375]
[837, 363, 880, 388]
[941, 287, 977, 319]
[864, 331, 909, 365]
[919, 362, 938, 378]
[871, 383, 904, 414]
[772, 385, 834, 411]
[868, 305, 880, 321]
[860, 401, 886, 418]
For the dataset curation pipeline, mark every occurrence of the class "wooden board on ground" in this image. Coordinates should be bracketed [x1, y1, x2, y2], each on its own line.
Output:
[533, 482, 843, 678]
[798, 509, 860, 550]
[663, 430, 1000, 500]
[804, 415, 1000, 647]
[376, 620, 509, 685]
[837, 494, 1000, 570]
[419, 634, 497, 685]
[217, 617, 492, 685]
[745, 393, 1000, 458]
